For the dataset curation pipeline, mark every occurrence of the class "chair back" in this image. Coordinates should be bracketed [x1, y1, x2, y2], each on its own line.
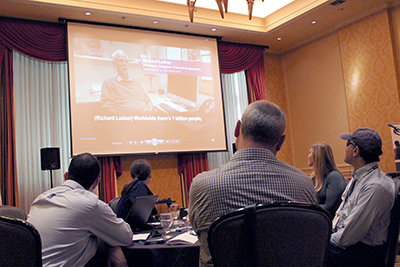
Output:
[208, 202, 332, 267]
[384, 177, 400, 267]
[0, 216, 42, 267]
[0, 205, 27, 220]
[109, 196, 121, 213]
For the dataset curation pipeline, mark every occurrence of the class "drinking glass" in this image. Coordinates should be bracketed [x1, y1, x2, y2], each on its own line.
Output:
[170, 204, 180, 220]
[160, 213, 174, 238]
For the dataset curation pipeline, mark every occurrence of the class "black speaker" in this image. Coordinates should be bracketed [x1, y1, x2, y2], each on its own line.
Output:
[41, 147, 60, 171]
[232, 143, 237, 153]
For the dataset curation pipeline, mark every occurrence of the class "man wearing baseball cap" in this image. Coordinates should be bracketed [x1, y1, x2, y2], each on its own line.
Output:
[327, 128, 395, 267]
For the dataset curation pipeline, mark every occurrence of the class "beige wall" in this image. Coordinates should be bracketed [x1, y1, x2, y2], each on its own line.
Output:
[265, 8, 400, 178]
[281, 34, 350, 176]
[338, 10, 400, 175]
[264, 53, 293, 166]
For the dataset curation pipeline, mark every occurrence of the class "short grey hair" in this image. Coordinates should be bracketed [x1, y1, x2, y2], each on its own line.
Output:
[241, 100, 287, 146]
[112, 50, 128, 61]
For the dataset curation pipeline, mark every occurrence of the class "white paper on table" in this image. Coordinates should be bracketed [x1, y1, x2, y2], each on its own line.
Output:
[166, 231, 198, 245]
[132, 233, 150, 241]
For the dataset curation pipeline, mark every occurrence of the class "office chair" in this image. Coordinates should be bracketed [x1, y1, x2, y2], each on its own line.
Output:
[208, 202, 332, 267]
[0, 205, 27, 220]
[384, 176, 400, 267]
[0, 216, 42, 267]
[109, 196, 121, 214]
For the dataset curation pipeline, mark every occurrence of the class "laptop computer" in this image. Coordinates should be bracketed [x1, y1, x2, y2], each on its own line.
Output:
[125, 195, 159, 228]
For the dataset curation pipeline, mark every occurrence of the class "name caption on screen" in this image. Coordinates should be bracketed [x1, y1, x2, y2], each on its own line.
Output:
[94, 115, 133, 121]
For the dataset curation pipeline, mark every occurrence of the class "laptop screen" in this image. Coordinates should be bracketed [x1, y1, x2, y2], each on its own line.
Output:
[125, 195, 159, 226]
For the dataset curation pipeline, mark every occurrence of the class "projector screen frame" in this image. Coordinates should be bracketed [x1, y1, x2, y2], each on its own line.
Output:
[66, 19, 228, 157]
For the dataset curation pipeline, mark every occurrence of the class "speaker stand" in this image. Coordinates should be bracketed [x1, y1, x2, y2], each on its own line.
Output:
[49, 170, 54, 188]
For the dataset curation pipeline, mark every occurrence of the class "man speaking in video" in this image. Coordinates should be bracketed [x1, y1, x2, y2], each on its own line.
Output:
[101, 50, 154, 114]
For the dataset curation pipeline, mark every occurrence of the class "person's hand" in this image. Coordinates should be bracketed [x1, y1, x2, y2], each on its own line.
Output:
[107, 246, 128, 267]
[143, 102, 155, 114]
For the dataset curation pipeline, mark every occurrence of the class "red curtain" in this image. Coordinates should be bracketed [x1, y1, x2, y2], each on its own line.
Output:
[218, 41, 265, 74]
[218, 41, 266, 101]
[98, 156, 123, 203]
[246, 56, 266, 101]
[178, 153, 209, 206]
[0, 17, 66, 62]
[0, 44, 18, 206]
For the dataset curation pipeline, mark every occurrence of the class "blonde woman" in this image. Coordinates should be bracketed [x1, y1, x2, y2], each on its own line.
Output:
[308, 142, 346, 217]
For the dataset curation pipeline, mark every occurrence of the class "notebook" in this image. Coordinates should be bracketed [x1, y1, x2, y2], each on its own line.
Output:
[125, 195, 159, 226]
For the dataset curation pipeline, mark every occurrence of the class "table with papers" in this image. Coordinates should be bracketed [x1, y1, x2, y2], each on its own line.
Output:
[123, 226, 200, 267]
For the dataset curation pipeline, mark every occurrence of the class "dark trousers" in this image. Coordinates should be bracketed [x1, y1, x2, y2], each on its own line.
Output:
[326, 242, 386, 267]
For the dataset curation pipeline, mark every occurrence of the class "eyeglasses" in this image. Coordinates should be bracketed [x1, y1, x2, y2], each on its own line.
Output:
[114, 59, 129, 65]
[346, 140, 356, 147]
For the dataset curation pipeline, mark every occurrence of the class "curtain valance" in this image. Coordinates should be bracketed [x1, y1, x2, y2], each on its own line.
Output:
[218, 41, 265, 74]
[0, 17, 66, 62]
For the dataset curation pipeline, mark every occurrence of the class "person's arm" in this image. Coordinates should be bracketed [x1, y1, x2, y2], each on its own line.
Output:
[89, 199, 133, 246]
[143, 101, 154, 113]
[330, 184, 393, 248]
[141, 88, 154, 113]
[188, 179, 199, 233]
[321, 171, 345, 213]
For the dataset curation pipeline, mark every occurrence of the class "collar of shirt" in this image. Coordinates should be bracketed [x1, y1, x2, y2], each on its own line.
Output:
[231, 147, 276, 162]
[116, 75, 133, 82]
[62, 179, 86, 190]
[352, 162, 379, 183]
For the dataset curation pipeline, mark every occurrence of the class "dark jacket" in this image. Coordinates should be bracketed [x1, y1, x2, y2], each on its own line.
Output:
[116, 179, 158, 231]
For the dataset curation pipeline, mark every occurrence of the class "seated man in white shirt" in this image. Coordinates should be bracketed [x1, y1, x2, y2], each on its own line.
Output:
[27, 153, 133, 267]
[327, 128, 395, 267]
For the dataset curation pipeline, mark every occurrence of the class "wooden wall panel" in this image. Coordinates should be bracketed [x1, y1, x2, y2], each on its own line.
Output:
[338, 10, 400, 173]
[264, 53, 293, 165]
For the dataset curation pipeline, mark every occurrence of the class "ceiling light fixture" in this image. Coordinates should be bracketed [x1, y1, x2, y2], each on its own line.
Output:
[311, 20, 317, 24]
[187, 0, 264, 22]
[153, 20, 159, 24]
[85, 12, 91, 16]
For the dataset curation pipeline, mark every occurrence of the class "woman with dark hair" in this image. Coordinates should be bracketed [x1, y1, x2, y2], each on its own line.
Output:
[308, 142, 346, 217]
[116, 159, 158, 231]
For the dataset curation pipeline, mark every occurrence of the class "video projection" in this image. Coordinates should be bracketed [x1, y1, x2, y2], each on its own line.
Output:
[67, 22, 227, 155]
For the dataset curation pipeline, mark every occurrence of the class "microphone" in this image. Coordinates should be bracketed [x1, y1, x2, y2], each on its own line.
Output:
[388, 123, 400, 136]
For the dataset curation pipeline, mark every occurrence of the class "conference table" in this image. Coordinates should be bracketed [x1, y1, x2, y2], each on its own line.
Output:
[123, 226, 200, 267]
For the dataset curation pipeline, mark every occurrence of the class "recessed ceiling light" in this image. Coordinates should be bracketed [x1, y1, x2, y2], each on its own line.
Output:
[85, 12, 91, 16]
[277, 37, 282, 41]
[153, 20, 159, 24]
[211, 28, 217, 32]
[311, 20, 317, 24]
